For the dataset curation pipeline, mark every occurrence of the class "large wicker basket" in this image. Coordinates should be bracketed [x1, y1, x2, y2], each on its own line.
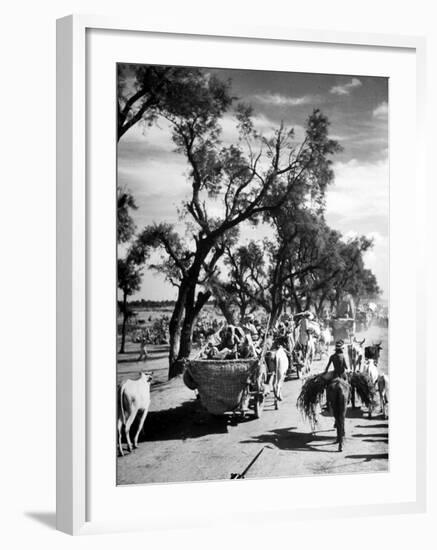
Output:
[184, 359, 259, 415]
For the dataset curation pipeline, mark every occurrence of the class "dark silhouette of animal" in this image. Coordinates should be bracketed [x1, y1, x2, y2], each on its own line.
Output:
[326, 378, 350, 452]
[364, 342, 383, 366]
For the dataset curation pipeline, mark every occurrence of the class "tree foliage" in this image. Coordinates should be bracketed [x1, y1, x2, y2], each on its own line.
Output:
[117, 189, 137, 244]
[117, 64, 232, 141]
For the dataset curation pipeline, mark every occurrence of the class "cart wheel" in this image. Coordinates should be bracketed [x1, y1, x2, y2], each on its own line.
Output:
[254, 395, 264, 418]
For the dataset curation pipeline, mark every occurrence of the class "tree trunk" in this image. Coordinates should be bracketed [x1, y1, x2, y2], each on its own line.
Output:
[269, 252, 285, 327]
[168, 243, 210, 378]
[168, 318, 182, 374]
[316, 289, 330, 317]
[178, 289, 210, 361]
[288, 276, 302, 313]
[214, 294, 236, 324]
[168, 288, 187, 379]
[270, 297, 282, 328]
[239, 303, 247, 324]
[119, 292, 128, 354]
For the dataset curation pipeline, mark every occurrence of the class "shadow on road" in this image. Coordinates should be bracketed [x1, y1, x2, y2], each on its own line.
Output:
[345, 407, 371, 419]
[345, 453, 388, 461]
[320, 407, 372, 421]
[240, 427, 340, 453]
[135, 400, 248, 442]
[353, 432, 388, 438]
[355, 423, 388, 429]
[117, 352, 141, 364]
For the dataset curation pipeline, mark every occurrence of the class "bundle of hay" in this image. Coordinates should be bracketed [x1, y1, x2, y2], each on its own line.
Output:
[296, 374, 328, 428]
[350, 371, 376, 408]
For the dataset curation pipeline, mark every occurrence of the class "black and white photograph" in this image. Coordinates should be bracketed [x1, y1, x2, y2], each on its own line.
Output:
[116, 64, 389, 485]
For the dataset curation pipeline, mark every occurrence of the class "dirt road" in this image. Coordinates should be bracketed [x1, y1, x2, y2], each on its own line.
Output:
[116, 326, 389, 485]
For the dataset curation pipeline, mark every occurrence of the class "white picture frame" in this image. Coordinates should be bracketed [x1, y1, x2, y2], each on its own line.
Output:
[56, 14, 427, 535]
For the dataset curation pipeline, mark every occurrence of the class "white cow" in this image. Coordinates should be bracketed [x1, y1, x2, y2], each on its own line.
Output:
[362, 359, 379, 385]
[347, 337, 365, 372]
[319, 326, 333, 354]
[377, 374, 389, 419]
[117, 372, 152, 456]
[265, 346, 289, 402]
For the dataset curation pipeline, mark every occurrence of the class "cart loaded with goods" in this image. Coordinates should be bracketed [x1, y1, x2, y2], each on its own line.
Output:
[330, 317, 356, 342]
[183, 323, 278, 418]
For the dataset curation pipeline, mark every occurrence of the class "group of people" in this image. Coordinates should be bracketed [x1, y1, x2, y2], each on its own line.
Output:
[202, 314, 263, 360]
[201, 311, 318, 364]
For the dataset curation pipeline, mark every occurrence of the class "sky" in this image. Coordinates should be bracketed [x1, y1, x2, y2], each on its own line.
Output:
[118, 67, 389, 300]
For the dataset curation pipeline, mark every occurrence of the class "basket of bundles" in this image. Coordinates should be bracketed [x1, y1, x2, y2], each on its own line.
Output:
[184, 359, 259, 415]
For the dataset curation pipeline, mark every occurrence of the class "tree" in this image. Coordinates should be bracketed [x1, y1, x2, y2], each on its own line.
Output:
[200, 112, 380, 327]
[281, 232, 381, 316]
[117, 255, 142, 353]
[218, 212, 380, 323]
[209, 241, 268, 323]
[134, 97, 341, 377]
[329, 236, 381, 310]
[117, 184, 141, 351]
[117, 64, 230, 141]
[117, 65, 229, 243]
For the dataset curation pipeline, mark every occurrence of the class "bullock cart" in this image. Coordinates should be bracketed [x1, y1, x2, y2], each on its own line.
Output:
[331, 317, 356, 342]
[183, 356, 276, 418]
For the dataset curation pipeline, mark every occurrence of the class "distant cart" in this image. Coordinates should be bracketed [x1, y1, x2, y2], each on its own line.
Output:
[183, 357, 277, 418]
[331, 317, 356, 342]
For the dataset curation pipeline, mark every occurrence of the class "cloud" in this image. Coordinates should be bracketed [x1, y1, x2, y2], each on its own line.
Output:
[330, 78, 362, 96]
[326, 158, 389, 220]
[252, 92, 321, 106]
[220, 112, 277, 144]
[373, 101, 389, 119]
[220, 112, 306, 146]
[325, 158, 389, 296]
[119, 117, 175, 149]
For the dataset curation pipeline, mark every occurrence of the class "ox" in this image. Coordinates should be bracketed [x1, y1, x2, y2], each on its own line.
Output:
[319, 326, 333, 355]
[347, 337, 365, 408]
[364, 342, 383, 366]
[347, 338, 365, 372]
[117, 372, 152, 456]
[362, 359, 379, 385]
[377, 374, 389, 419]
[265, 346, 289, 402]
[361, 359, 379, 417]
